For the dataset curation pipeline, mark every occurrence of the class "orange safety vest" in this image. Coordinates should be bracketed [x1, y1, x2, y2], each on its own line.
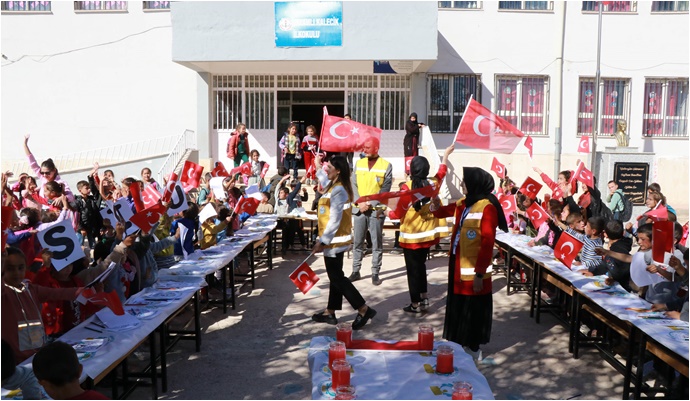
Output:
[453, 199, 493, 296]
[317, 184, 353, 249]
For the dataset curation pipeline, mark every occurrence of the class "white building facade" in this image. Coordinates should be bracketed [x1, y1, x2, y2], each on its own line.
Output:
[2, 1, 688, 210]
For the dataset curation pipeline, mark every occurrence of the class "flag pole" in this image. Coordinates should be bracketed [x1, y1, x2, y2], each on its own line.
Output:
[453, 95, 473, 144]
[289, 250, 316, 277]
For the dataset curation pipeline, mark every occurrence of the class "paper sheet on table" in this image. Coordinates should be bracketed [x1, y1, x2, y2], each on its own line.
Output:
[209, 177, 227, 200]
[85, 262, 117, 288]
[630, 251, 669, 287]
[198, 203, 218, 224]
[95, 307, 140, 329]
[245, 184, 264, 201]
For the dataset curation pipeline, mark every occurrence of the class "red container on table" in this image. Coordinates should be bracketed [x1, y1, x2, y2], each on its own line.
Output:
[452, 382, 473, 400]
[336, 323, 352, 348]
[331, 359, 351, 392]
[418, 324, 434, 350]
[436, 345, 454, 374]
[328, 341, 346, 370]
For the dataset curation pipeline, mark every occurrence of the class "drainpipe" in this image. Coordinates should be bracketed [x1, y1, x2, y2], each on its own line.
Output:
[554, 1, 567, 177]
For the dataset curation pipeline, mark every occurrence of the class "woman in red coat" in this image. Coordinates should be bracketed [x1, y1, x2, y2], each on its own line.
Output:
[430, 167, 508, 360]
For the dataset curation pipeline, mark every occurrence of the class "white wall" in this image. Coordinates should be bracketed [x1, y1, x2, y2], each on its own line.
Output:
[1, 1, 197, 165]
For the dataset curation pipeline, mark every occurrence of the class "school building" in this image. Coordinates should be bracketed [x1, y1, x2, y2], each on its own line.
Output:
[1, 1, 688, 212]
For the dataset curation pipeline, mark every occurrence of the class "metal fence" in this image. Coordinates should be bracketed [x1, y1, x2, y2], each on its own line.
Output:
[156, 129, 197, 183]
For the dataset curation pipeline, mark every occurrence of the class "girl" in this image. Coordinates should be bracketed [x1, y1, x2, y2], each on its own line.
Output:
[141, 167, 162, 192]
[279, 123, 301, 180]
[533, 166, 575, 200]
[171, 202, 199, 259]
[247, 149, 267, 187]
[301, 125, 319, 184]
[227, 123, 251, 167]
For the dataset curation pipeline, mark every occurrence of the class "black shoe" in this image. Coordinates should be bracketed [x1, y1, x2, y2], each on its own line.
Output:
[311, 312, 338, 325]
[390, 247, 403, 255]
[420, 298, 430, 311]
[372, 274, 382, 286]
[403, 304, 421, 313]
[348, 272, 361, 282]
[352, 307, 377, 330]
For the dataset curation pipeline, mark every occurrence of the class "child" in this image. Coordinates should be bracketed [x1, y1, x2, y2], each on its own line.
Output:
[75, 180, 103, 249]
[301, 125, 319, 185]
[515, 194, 538, 237]
[274, 175, 306, 252]
[557, 215, 605, 274]
[32, 341, 109, 400]
[651, 248, 689, 321]
[19, 176, 42, 210]
[256, 192, 274, 214]
[170, 202, 199, 258]
[533, 166, 575, 200]
[2, 339, 41, 400]
[247, 149, 268, 187]
[266, 166, 290, 207]
[197, 173, 212, 206]
[601, 220, 633, 291]
[199, 203, 232, 250]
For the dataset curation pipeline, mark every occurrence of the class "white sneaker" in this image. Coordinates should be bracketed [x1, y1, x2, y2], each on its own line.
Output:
[463, 347, 483, 362]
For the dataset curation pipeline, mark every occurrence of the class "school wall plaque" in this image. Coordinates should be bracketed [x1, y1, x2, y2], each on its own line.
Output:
[613, 162, 649, 205]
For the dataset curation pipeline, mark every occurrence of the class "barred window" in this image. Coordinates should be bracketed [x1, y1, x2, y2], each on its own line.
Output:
[651, 1, 689, 11]
[379, 90, 409, 130]
[143, 1, 169, 10]
[428, 74, 481, 133]
[577, 78, 630, 136]
[496, 76, 549, 135]
[438, 1, 480, 8]
[642, 79, 688, 137]
[74, 1, 127, 11]
[245, 91, 274, 130]
[2, 1, 51, 11]
[582, 1, 637, 12]
[498, 1, 552, 10]
[347, 91, 377, 127]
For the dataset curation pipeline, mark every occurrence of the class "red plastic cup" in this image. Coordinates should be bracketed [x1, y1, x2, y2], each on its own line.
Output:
[336, 323, 352, 348]
[331, 359, 351, 393]
[418, 324, 434, 350]
[436, 345, 454, 374]
[328, 341, 346, 371]
[452, 381, 473, 400]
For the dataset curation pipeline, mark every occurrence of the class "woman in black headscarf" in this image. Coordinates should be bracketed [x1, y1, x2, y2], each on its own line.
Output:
[404, 112, 423, 160]
[430, 166, 508, 360]
[389, 145, 455, 313]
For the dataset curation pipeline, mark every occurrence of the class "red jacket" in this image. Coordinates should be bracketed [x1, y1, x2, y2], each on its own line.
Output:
[227, 131, 250, 159]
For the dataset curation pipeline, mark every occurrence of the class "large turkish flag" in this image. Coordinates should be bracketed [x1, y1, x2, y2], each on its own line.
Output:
[320, 115, 382, 152]
[454, 97, 524, 154]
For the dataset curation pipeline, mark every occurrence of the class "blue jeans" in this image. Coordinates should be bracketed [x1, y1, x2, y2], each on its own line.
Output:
[283, 153, 298, 179]
[1, 365, 41, 400]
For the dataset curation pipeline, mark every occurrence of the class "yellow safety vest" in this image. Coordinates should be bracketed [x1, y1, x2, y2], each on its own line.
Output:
[317, 184, 353, 249]
[455, 199, 493, 296]
[399, 179, 449, 245]
[354, 157, 390, 198]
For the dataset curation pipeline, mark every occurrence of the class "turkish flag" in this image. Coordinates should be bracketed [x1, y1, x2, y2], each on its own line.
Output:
[554, 231, 584, 269]
[497, 193, 517, 216]
[578, 136, 591, 154]
[490, 157, 506, 179]
[128, 182, 146, 213]
[320, 115, 383, 152]
[404, 156, 413, 174]
[356, 184, 439, 208]
[260, 162, 270, 179]
[652, 220, 675, 264]
[180, 161, 204, 193]
[161, 172, 178, 203]
[142, 184, 162, 208]
[129, 203, 167, 234]
[643, 205, 668, 222]
[552, 186, 564, 200]
[211, 161, 230, 178]
[518, 177, 543, 200]
[526, 202, 549, 228]
[81, 288, 125, 316]
[234, 196, 260, 216]
[306, 163, 314, 177]
[289, 261, 320, 294]
[229, 162, 252, 177]
[524, 136, 533, 159]
[572, 162, 594, 188]
[1, 206, 14, 250]
[455, 98, 525, 154]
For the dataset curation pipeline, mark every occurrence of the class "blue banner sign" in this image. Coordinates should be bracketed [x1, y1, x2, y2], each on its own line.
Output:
[275, 2, 343, 47]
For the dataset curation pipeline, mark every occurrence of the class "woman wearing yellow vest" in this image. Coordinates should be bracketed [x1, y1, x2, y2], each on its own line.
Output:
[430, 167, 508, 360]
[389, 145, 454, 313]
[312, 156, 377, 330]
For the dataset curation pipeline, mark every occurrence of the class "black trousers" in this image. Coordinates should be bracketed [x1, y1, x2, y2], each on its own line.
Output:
[325, 252, 366, 312]
[403, 247, 430, 303]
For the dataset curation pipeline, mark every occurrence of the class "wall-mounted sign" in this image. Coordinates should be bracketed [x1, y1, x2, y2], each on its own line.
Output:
[373, 61, 414, 74]
[275, 2, 342, 47]
[613, 162, 649, 205]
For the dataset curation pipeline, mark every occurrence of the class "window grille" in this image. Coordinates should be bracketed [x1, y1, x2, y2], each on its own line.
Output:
[347, 75, 377, 89]
[74, 1, 127, 11]
[380, 90, 409, 130]
[2, 1, 51, 11]
[498, 1, 552, 10]
[347, 91, 377, 127]
[642, 78, 688, 137]
[577, 78, 630, 136]
[245, 91, 274, 130]
[582, 1, 636, 12]
[428, 74, 481, 133]
[143, 1, 169, 10]
[313, 75, 345, 88]
[438, 1, 480, 8]
[495, 75, 549, 135]
[246, 75, 275, 89]
[277, 75, 309, 88]
[651, 1, 689, 11]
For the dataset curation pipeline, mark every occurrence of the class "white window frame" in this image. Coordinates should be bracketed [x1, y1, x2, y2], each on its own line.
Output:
[1, 1, 51, 12]
[438, 1, 482, 9]
[495, 75, 550, 136]
[427, 74, 482, 133]
[582, 1, 638, 13]
[642, 78, 689, 138]
[497, 1, 554, 11]
[74, 1, 128, 12]
[142, 1, 169, 11]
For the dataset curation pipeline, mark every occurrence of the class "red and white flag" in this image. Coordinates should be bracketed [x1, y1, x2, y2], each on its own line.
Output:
[518, 177, 543, 200]
[578, 136, 591, 154]
[260, 162, 270, 179]
[161, 172, 178, 203]
[454, 97, 525, 154]
[320, 115, 383, 153]
[79, 288, 124, 316]
[211, 161, 230, 178]
[234, 196, 260, 216]
[362, 184, 440, 220]
[572, 161, 594, 188]
[229, 162, 252, 177]
[643, 205, 669, 222]
[526, 202, 549, 228]
[289, 261, 320, 295]
[404, 156, 414, 174]
[306, 163, 315, 177]
[554, 231, 584, 269]
[129, 203, 167, 234]
[497, 193, 517, 216]
[180, 160, 204, 192]
[128, 182, 146, 213]
[490, 157, 506, 179]
[652, 220, 675, 264]
[524, 136, 534, 159]
[1, 206, 13, 250]
[142, 184, 162, 208]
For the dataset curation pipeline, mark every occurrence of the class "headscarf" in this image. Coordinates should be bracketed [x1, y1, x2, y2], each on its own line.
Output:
[409, 112, 418, 121]
[410, 156, 430, 211]
[462, 167, 508, 232]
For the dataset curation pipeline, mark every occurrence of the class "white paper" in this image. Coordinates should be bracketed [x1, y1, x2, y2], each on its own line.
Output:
[630, 251, 667, 287]
[166, 183, 189, 217]
[36, 219, 82, 271]
[95, 307, 141, 329]
[209, 177, 227, 200]
[198, 203, 218, 224]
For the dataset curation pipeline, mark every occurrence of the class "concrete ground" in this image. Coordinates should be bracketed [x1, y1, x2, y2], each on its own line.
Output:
[119, 229, 630, 400]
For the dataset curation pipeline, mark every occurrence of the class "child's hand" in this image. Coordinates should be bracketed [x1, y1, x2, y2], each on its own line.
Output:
[580, 271, 593, 276]
[594, 247, 608, 256]
[651, 303, 668, 311]
[646, 264, 658, 274]
[668, 255, 682, 270]
[527, 240, 535, 247]
[604, 277, 615, 286]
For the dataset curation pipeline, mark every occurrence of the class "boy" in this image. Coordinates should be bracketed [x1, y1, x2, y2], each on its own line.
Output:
[256, 192, 274, 214]
[266, 166, 290, 207]
[601, 220, 633, 291]
[32, 341, 109, 399]
[557, 215, 605, 274]
[75, 180, 103, 249]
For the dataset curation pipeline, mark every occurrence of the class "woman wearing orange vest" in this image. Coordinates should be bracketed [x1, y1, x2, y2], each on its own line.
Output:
[389, 145, 454, 313]
[312, 156, 377, 330]
[430, 167, 508, 360]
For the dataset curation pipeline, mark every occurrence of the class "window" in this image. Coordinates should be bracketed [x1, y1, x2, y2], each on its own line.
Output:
[74, 1, 127, 11]
[379, 76, 410, 130]
[1, 1, 51, 11]
[643, 79, 688, 137]
[498, 1, 552, 10]
[582, 1, 637, 12]
[438, 1, 480, 8]
[577, 78, 630, 136]
[651, 1, 689, 11]
[428, 74, 481, 133]
[143, 1, 169, 10]
[495, 76, 549, 135]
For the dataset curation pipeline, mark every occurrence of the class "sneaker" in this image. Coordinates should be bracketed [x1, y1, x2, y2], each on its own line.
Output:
[352, 307, 377, 330]
[348, 272, 361, 282]
[371, 274, 382, 286]
[311, 312, 338, 325]
[464, 347, 483, 362]
[420, 298, 430, 311]
[390, 247, 403, 255]
[403, 304, 421, 313]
